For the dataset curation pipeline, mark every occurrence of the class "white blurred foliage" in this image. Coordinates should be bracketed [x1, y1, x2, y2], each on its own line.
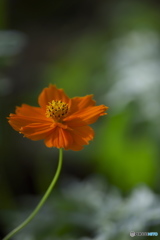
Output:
[63, 178, 160, 240]
[5, 177, 160, 240]
[0, 31, 28, 96]
[106, 30, 160, 121]
[0, 30, 27, 57]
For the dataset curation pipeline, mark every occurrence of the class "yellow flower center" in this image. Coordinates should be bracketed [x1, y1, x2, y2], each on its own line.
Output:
[46, 100, 69, 121]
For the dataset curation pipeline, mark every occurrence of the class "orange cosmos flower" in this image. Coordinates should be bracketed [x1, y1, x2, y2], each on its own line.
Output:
[8, 85, 108, 151]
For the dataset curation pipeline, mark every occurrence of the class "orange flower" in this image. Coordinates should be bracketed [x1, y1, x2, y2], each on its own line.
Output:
[8, 85, 108, 151]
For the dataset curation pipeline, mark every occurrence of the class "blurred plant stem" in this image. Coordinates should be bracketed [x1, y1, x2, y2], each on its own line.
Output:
[2, 148, 63, 240]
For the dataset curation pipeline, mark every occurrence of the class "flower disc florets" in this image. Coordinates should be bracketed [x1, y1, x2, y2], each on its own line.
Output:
[46, 100, 69, 122]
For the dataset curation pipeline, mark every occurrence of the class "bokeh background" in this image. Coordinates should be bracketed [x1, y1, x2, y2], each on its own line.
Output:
[1, 0, 160, 239]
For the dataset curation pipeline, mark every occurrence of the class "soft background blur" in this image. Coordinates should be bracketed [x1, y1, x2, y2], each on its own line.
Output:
[1, 0, 160, 239]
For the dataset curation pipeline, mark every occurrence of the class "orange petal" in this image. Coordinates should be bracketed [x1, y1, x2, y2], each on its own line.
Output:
[63, 118, 87, 127]
[69, 95, 96, 115]
[38, 85, 70, 110]
[21, 123, 56, 140]
[66, 105, 108, 125]
[66, 125, 94, 151]
[45, 125, 94, 151]
[15, 104, 46, 118]
[8, 104, 52, 132]
[8, 117, 52, 134]
[8, 115, 44, 132]
[44, 127, 73, 149]
[72, 125, 94, 142]
[66, 143, 83, 151]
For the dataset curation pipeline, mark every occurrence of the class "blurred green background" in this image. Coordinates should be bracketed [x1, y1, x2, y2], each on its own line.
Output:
[1, 0, 160, 239]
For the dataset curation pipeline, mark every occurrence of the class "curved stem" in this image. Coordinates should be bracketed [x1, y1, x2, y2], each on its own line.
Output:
[3, 148, 63, 240]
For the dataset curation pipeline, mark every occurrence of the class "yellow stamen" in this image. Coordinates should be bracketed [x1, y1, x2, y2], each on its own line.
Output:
[46, 100, 69, 122]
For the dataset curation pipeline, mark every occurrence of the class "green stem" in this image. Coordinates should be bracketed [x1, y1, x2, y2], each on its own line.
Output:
[3, 148, 63, 240]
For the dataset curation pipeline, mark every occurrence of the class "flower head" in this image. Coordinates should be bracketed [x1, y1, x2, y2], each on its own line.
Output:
[8, 85, 108, 151]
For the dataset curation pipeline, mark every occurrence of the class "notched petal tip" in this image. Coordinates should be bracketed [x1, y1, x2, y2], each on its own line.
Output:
[100, 112, 107, 116]
[7, 113, 14, 118]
